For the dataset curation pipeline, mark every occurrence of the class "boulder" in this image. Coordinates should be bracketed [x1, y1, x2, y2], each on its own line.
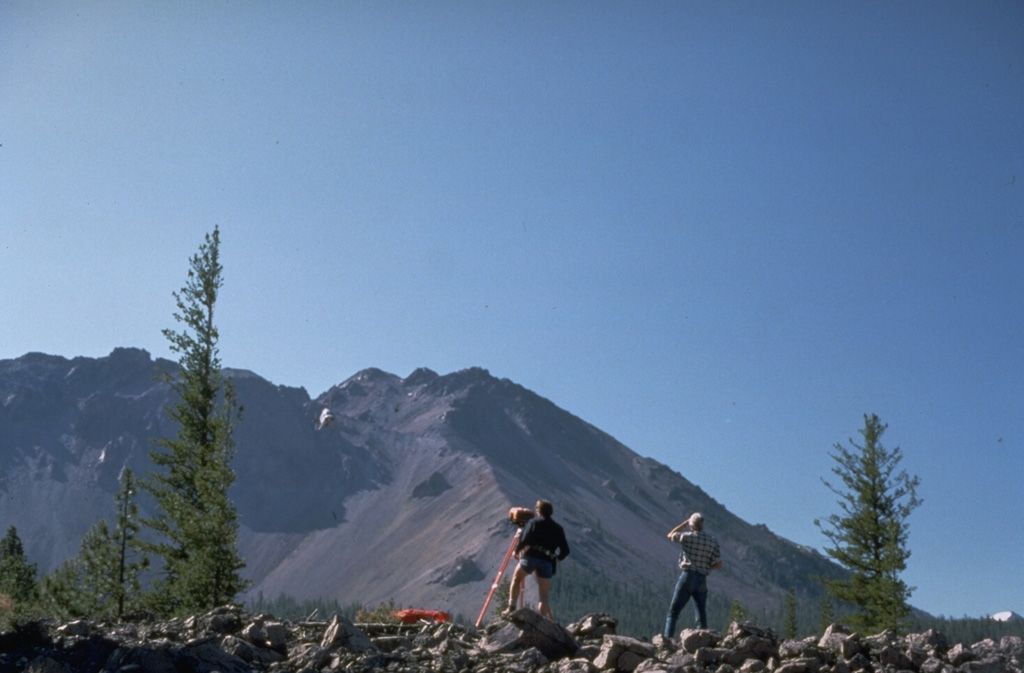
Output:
[679, 628, 719, 653]
[817, 623, 864, 661]
[570, 613, 619, 641]
[480, 608, 580, 660]
[907, 627, 949, 656]
[320, 614, 376, 653]
[550, 658, 601, 673]
[593, 634, 656, 672]
[721, 621, 778, 665]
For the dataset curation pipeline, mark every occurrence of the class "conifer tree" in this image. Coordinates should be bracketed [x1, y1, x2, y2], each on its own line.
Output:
[815, 413, 921, 634]
[492, 578, 512, 617]
[43, 521, 114, 618]
[818, 593, 836, 633]
[729, 598, 748, 623]
[144, 226, 248, 615]
[42, 468, 149, 619]
[111, 468, 148, 617]
[783, 588, 798, 638]
[0, 526, 37, 606]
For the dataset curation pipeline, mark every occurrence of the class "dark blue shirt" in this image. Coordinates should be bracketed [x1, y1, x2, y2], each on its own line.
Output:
[516, 516, 570, 561]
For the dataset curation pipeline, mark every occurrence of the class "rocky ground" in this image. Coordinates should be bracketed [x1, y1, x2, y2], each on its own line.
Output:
[1, 606, 1021, 673]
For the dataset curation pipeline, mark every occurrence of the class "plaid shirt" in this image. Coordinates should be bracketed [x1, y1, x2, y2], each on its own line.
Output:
[669, 530, 721, 575]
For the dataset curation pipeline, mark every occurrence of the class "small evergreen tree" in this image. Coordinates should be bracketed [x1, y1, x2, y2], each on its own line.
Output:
[42, 521, 114, 618]
[41, 469, 148, 619]
[40, 557, 83, 618]
[492, 577, 512, 616]
[110, 467, 149, 617]
[729, 598, 748, 623]
[783, 588, 798, 638]
[815, 414, 921, 634]
[144, 226, 248, 615]
[818, 593, 836, 633]
[0, 526, 37, 606]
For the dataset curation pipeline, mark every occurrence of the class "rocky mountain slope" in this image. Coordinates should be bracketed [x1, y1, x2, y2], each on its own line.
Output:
[0, 348, 842, 623]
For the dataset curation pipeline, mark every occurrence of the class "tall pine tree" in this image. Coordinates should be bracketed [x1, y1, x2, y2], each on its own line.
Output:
[144, 226, 248, 615]
[815, 414, 921, 634]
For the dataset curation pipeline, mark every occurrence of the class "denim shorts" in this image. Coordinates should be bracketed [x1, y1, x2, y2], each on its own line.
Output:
[518, 556, 554, 579]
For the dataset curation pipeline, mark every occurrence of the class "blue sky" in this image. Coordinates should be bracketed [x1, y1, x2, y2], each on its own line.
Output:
[2, 2, 1021, 620]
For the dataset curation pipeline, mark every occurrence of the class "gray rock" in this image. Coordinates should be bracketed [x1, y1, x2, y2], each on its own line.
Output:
[593, 635, 656, 672]
[199, 605, 244, 635]
[845, 652, 871, 671]
[320, 614, 376, 653]
[104, 645, 178, 673]
[907, 628, 950, 656]
[960, 656, 1008, 673]
[479, 608, 579, 661]
[920, 656, 954, 673]
[737, 659, 766, 673]
[779, 637, 822, 661]
[679, 628, 718, 653]
[817, 624, 863, 661]
[666, 649, 697, 669]
[948, 642, 976, 666]
[549, 658, 601, 673]
[877, 643, 913, 669]
[570, 614, 619, 641]
[180, 638, 252, 673]
[221, 633, 287, 665]
[772, 656, 822, 673]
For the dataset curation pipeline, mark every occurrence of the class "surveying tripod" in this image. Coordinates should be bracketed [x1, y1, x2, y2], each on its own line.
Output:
[475, 507, 534, 628]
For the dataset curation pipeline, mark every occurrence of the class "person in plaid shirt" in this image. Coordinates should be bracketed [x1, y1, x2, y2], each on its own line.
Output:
[663, 512, 722, 636]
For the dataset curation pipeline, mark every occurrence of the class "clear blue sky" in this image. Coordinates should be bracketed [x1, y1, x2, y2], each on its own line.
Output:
[2, 1, 1021, 620]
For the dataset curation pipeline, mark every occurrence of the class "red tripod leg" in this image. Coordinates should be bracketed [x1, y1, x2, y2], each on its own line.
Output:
[475, 529, 521, 628]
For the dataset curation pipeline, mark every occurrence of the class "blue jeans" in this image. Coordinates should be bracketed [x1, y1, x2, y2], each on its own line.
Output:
[664, 570, 708, 637]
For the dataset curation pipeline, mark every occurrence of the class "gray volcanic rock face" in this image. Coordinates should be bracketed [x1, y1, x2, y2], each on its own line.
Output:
[0, 349, 844, 622]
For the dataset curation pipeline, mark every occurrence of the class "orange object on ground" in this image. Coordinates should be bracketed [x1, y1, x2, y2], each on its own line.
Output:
[394, 609, 451, 624]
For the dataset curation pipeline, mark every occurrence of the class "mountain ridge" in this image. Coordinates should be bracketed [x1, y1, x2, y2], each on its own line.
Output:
[1, 348, 844, 623]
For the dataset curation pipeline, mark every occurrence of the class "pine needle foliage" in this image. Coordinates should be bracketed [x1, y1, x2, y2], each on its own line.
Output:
[0, 526, 38, 608]
[818, 593, 836, 633]
[729, 598, 749, 623]
[815, 413, 921, 634]
[41, 469, 149, 620]
[43, 522, 114, 619]
[110, 468, 149, 617]
[144, 226, 248, 616]
[783, 588, 798, 638]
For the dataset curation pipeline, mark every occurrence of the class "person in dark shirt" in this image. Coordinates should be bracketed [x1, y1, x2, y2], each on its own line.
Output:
[504, 499, 570, 620]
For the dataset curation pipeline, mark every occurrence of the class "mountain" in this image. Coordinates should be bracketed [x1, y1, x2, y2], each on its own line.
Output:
[0, 348, 843, 624]
[992, 611, 1023, 623]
